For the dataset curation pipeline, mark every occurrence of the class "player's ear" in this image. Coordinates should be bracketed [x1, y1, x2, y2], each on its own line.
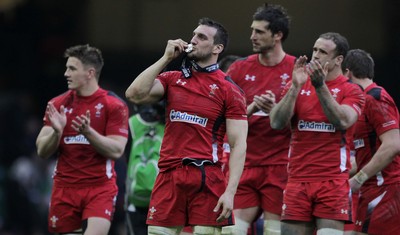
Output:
[213, 44, 224, 54]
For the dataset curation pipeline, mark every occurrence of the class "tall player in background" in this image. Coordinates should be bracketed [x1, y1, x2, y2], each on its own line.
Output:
[36, 44, 129, 235]
[222, 3, 295, 235]
[343, 49, 400, 235]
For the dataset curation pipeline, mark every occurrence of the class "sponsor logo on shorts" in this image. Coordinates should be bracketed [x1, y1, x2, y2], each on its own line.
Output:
[148, 206, 157, 220]
[50, 215, 58, 228]
[281, 203, 287, 216]
[170, 110, 208, 127]
[298, 120, 335, 132]
[64, 134, 90, 144]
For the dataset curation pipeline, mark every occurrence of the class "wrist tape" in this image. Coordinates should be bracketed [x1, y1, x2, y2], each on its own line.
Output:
[354, 170, 369, 185]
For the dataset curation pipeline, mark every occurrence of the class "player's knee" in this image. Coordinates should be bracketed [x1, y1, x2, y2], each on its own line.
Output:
[221, 217, 249, 235]
[264, 219, 281, 235]
[148, 225, 181, 235]
[316, 228, 344, 235]
[193, 225, 221, 235]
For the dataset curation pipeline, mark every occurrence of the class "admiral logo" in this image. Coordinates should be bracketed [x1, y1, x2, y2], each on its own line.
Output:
[64, 134, 90, 144]
[50, 215, 58, 228]
[298, 120, 335, 132]
[353, 138, 365, 149]
[170, 110, 208, 127]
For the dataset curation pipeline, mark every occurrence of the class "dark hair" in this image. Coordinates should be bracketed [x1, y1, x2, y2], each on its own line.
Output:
[319, 32, 349, 58]
[64, 44, 104, 79]
[253, 3, 291, 42]
[218, 55, 240, 72]
[198, 17, 229, 54]
[342, 49, 374, 79]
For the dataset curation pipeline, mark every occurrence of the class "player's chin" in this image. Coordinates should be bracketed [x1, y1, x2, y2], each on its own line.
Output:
[252, 46, 261, 53]
[67, 84, 76, 90]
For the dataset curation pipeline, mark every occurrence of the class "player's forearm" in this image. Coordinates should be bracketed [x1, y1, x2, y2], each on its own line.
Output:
[84, 128, 127, 160]
[270, 85, 299, 130]
[357, 138, 400, 182]
[225, 143, 246, 195]
[36, 131, 61, 159]
[315, 85, 356, 130]
[246, 102, 258, 117]
[125, 56, 170, 104]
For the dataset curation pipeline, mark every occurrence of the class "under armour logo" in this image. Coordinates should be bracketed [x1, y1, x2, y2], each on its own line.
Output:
[300, 89, 311, 96]
[64, 107, 73, 114]
[244, 74, 256, 81]
[105, 209, 111, 216]
[176, 79, 187, 86]
[341, 209, 348, 214]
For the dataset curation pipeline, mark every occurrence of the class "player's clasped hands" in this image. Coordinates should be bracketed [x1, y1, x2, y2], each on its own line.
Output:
[253, 90, 276, 113]
[292, 56, 329, 89]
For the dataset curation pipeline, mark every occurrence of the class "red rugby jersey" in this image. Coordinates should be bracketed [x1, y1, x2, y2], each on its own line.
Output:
[43, 88, 129, 187]
[157, 69, 247, 171]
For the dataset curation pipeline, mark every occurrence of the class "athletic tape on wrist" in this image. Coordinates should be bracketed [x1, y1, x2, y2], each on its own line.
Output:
[354, 170, 368, 185]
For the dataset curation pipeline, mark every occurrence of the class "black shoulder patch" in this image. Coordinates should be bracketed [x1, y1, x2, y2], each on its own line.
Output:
[366, 87, 382, 101]
[225, 76, 244, 94]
